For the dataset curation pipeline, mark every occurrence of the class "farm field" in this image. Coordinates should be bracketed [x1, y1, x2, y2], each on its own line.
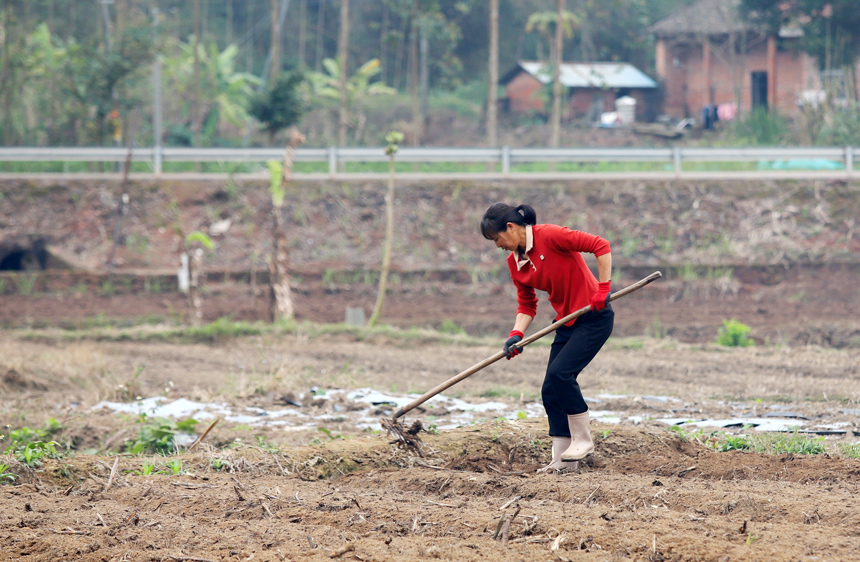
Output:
[1, 177, 860, 560]
[1, 331, 860, 562]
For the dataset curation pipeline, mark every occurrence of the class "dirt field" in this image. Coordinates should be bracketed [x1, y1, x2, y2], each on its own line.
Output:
[2, 178, 860, 560]
[2, 329, 860, 562]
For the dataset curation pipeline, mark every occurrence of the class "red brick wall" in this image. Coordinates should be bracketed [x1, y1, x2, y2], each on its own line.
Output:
[506, 71, 654, 121]
[657, 37, 819, 119]
[505, 73, 545, 113]
[569, 90, 652, 120]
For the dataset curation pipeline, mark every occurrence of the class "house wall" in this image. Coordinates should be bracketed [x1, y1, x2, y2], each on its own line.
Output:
[657, 36, 819, 119]
[568, 90, 653, 120]
[504, 73, 545, 114]
[506, 71, 656, 121]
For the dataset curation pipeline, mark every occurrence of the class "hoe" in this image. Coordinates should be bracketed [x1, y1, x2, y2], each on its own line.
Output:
[382, 271, 663, 453]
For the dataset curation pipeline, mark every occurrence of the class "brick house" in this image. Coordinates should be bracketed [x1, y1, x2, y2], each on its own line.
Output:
[500, 61, 659, 122]
[648, 0, 821, 119]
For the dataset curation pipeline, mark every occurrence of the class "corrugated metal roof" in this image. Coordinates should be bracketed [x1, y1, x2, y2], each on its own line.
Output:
[518, 61, 658, 89]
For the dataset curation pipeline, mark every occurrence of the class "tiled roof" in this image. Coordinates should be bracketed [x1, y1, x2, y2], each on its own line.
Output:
[648, 0, 751, 36]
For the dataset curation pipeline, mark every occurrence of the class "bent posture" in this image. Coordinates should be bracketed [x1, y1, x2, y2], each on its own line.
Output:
[481, 203, 613, 472]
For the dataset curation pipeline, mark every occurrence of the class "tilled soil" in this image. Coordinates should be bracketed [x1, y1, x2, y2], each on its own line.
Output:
[3, 422, 860, 562]
[2, 178, 860, 560]
[2, 331, 860, 562]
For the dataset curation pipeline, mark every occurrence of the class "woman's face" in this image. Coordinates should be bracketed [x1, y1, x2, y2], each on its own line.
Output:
[490, 222, 523, 252]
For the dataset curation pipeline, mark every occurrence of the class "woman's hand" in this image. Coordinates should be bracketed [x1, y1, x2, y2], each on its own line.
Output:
[590, 281, 612, 311]
[504, 330, 524, 359]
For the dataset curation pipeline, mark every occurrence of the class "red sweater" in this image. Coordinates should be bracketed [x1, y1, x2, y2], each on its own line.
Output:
[506, 224, 611, 325]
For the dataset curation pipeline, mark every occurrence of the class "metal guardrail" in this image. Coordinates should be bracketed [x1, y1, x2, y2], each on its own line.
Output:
[0, 145, 856, 179]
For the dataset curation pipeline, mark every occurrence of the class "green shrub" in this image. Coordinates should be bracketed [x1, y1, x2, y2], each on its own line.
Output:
[125, 416, 199, 455]
[750, 430, 825, 455]
[3, 418, 62, 453]
[815, 105, 860, 146]
[0, 463, 17, 484]
[438, 319, 466, 335]
[715, 433, 751, 452]
[717, 319, 754, 347]
[14, 273, 38, 295]
[729, 107, 790, 145]
[839, 442, 860, 459]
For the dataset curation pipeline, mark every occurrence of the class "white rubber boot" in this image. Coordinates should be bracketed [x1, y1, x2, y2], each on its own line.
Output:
[536, 436, 578, 473]
[560, 412, 594, 461]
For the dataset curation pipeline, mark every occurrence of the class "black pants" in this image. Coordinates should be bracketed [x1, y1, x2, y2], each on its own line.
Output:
[541, 306, 614, 437]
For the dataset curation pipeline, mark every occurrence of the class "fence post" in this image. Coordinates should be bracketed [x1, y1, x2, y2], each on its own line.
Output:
[673, 147, 682, 178]
[846, 146, 854, 180]
[501, 145, 510, 176]
[328, 146, 337, 177]
[154, 144, 163, 176]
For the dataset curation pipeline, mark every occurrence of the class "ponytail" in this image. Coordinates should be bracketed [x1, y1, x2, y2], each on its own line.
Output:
[480, 203, 537, 240]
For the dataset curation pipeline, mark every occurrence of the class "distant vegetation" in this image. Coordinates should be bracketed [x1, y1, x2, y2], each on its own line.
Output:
[0, 0, 857, 149]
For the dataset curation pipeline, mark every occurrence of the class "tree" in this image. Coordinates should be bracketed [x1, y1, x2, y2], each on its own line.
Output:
[741, 0, 860, 92]
[249, 72, 306, 144]
[525, 5, 579, 142]
[185, 231, 214, 325]
[306, 58, 396, 144]
[58, 25, 155, 146]
[265, 129, 305, 323]
[524, 8, 579, 65]
[162, 38, 260, 145]
[368, 131, 404, 328]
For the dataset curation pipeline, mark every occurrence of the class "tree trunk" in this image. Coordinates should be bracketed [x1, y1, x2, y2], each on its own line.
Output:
[298, 0, 307, 69]
[189, 248, 204, 325]
[269, 130, 305, 322]
[192, 0, 201, 150]
[487, 0, 499, 149]
[380, 2, 389, 85]
[226, 0, 233, 47]
[0, 5, 12, 145]
[419, 24, 428, 125]
[337, 0, 350, 148]
[315, 0, 326, 72]
[369, 152, 397, 327]
[550, 0, 564, 150]
[246, 1, 253, 72]
[270, 0, 280, 81]
[409, 5, 421, 145]
[393, 12, 408, 91]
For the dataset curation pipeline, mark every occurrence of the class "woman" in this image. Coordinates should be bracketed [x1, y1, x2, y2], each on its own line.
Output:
[480, 203, 614, 472]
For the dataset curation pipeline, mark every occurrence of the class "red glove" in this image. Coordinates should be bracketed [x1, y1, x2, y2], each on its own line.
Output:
[504, 330, 524, 360]
[590, 281, 611, 311]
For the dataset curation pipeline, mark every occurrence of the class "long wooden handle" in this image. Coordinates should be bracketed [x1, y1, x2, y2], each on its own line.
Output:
[390, 271, 662, 421]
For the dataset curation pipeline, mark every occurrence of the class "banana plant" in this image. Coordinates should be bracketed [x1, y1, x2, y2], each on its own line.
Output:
[305, 58, 396, 144]
[162, 38, 260, 145]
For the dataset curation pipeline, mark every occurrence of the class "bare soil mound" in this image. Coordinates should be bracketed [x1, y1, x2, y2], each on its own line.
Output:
[3, 421, 860, 562]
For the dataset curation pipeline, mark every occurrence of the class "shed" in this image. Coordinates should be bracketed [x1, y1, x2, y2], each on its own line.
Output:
[500, 61, 659, 122]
